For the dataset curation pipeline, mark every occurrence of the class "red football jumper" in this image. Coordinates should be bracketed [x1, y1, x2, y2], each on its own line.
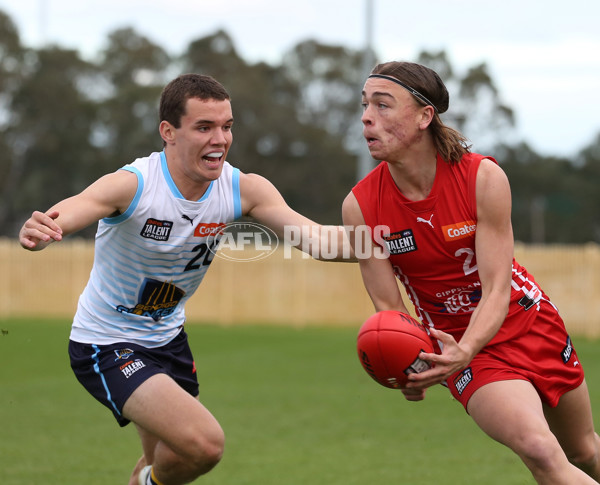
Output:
[352, 153, 583, 408]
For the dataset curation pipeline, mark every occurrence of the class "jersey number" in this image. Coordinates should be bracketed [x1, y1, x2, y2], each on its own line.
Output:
[455, 248, 478, 276]
[184, 241, 218, 272]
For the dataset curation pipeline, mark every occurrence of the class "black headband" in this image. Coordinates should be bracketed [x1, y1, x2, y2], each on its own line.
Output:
[368, 74, 438, 112]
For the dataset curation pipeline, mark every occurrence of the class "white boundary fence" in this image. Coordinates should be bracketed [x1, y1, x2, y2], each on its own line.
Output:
[1, 239, 599, 337]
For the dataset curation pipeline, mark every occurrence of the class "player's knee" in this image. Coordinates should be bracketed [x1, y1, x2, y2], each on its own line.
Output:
[564, 434, 600, 472]
[185, 427, 225, 475]
[515, 431, 562, 472]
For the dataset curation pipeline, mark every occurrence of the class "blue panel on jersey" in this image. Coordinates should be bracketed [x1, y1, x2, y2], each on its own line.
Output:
[232, 167, 242, 219]
[160, 150, 215, 201]
[103, 166, 144, 225]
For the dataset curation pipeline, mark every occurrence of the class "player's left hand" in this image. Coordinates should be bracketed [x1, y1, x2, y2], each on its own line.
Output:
[405, 327, 472, 390]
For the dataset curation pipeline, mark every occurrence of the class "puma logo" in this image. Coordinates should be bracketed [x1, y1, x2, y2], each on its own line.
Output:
[417, 214, 434, 229]
[181, 214, 195, 225]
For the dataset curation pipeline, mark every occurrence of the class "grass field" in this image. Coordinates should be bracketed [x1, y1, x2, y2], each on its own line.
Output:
[1, 318, 599, 484]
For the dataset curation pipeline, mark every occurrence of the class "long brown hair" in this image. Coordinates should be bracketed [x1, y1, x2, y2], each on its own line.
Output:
[371, 61, 471, 164]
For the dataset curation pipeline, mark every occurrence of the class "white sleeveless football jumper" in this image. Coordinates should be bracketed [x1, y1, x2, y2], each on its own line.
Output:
[70, 151, 241, 348]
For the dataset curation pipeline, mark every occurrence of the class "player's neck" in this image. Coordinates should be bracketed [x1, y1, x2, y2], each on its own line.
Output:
[386, 150, 437, 202]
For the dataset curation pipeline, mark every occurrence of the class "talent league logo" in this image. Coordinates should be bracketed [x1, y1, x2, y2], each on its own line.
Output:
[140, 218, 173, 241]
[454, 367, 473, 395]
[120, 359, 147, 379]
[382, 229, 417, 255]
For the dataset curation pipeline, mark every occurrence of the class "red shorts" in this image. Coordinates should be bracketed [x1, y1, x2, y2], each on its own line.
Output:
[446, 301, 585, 411]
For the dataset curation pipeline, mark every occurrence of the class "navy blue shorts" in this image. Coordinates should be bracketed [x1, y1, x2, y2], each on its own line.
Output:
[69, 329, 199, 427]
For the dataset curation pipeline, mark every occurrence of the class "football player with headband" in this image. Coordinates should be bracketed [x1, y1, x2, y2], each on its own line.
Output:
[344, 60, 600, 484]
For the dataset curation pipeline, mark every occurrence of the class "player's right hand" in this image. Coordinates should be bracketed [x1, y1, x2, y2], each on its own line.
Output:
[19, 210, 63, 250]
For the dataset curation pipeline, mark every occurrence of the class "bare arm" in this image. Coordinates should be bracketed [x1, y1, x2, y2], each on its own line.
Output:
[408, 158, 514, 389]
[19, 169, 138, 251]
[240, 172, 354, 261]
[456, 158, 513, 355]
[342, 192, 407, 311]
[343, 191, 426, 401]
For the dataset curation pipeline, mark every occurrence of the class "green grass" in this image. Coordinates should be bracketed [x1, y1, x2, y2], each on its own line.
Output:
[1, 318, 599, 484]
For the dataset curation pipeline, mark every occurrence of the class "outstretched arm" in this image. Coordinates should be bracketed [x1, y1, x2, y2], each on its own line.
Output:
[19, 169, 138, 251]
[240, 172, 353, 261]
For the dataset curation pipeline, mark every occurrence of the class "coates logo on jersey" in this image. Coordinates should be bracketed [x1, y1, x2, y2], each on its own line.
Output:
[194, 222, 227, 238]
[442, 220, 476, 242]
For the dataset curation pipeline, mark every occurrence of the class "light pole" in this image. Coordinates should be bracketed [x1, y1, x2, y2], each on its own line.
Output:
[357, 0, 375, 182]
[39, 0, 49, 46]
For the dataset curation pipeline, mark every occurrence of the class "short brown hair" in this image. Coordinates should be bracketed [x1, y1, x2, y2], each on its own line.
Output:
[371, 61, 471, 164]
[159, 73, 230, 129]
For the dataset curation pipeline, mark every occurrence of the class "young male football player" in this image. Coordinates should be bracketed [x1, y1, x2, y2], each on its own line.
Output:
[20, 73, 349, 485]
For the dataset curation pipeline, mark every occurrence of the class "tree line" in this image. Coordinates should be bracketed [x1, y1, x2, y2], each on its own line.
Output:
[0, 9, 598, 243]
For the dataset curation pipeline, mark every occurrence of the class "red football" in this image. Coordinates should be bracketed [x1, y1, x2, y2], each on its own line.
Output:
[357, 310, 434, 389]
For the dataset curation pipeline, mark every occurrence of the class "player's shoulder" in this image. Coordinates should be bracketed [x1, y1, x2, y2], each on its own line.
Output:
[476, 156, 508, 183]
[237, 171, 286, 217]
[238, 171, 276, 193]
[342, 191, 364, 225]
[93, 167, 139, 191]
[474, 157, 511, 214]
[124, 151, 161, 170]
[456, 152, 505, 187]
[85, 169, 140, 216]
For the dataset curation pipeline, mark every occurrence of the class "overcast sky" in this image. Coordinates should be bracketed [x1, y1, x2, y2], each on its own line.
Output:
[1, 0, 599, 158]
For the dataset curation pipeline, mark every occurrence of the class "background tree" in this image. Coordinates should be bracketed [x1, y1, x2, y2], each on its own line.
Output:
[0, 8, 597, 242]
[1, 44, 99, 235]
[280, 40, 365, 152]
[183, 31, 355, 223]
[0, 10, 26, 234]
[496, 142, 590, 243]
[94, 27, 171, 172]
[575, 134, 600, 241]
[417, 51, 516, 153]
